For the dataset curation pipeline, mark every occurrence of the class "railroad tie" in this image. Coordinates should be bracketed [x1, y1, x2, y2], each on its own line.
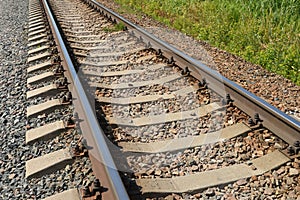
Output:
[82, 63, 165, 77]
[90, 73, 181, 90]
[25, 148, 73, 179]
[136, 150, 290, 193]
[27, 99, 64, 118]
[27, 37, 48, 47]
[80, 60, 128, 67]
[41, 189, 80, 200]
[119, 122, 251, 153]
[97, 86, 195, 105]
[27, 51, 51, 63]
[26, 120, 66, 144]
[27, 71, 55, 84]
[27, 60, 52, 73]
[28, 28, 47, 37]
[28, 33, 47, 42]
[108, 102, 220, 126]
[27, 83, 58, 99]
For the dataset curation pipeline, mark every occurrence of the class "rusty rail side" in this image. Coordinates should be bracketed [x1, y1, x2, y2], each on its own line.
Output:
[40, 0, 130, 199]
[84, 0, 300, 146]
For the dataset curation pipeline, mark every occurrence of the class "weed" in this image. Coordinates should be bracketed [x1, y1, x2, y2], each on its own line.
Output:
[114, 0, 300, 84]
[103, 22, 126, 32]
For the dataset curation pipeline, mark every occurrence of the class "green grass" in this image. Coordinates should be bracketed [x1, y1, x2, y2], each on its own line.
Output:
[114, 0, 300, 85]
[103, 22, 126, 32]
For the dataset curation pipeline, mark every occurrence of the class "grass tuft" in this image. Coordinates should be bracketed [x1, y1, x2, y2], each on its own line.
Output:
[103, 22, 126, 32]
[114, 0, 300, 85]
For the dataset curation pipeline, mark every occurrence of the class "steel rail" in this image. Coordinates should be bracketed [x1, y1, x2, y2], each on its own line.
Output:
[86, 0, 300, 145]
[40, 0, 130, 199]
[41, 0, 299, 197]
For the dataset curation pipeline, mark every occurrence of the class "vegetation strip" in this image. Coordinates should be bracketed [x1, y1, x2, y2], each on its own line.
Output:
[113, 0, 299, 84]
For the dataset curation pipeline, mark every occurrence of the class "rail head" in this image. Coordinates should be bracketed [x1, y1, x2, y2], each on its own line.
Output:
[87, 0, 299, 145]
[40, 0, 130, 199]
[41, 0, 299, 198]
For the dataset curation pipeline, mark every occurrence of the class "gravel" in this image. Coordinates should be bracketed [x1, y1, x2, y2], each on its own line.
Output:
[126, 129, 286, 179]
[95, 0, 300, 121]
[0, 0, 96, 199]
[91, 0, 300, 199]
[19, 0, 299, 199]
[92, 65, 174, 84]
[0, 0, 28, 198]
[106, 105, 248, 143]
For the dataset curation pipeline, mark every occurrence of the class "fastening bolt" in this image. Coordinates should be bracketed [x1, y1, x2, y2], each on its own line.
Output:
[156, 49, 163, 57]
[52, 56, 61, 63]
[202, 78, 207, 86]
[137, 36, 143, 43]
[198, 78, 207, 88]
[54, 65, 64, 74]
[54, 67, 60, 74]
[181, 66, 190, 76]
[66, 92, 72, 102]
[51, 47, 58, 54]
[226, 94, 234, 104]
[56, 78, 68, 89]
[67, 117, 75, 126]
[205, 91, 211, 99]
[146, 41, 151, 48]
[49, 41, 56, 47]
[82, 186, 91, 198]
[62, 77, 68, 85]
[167, 56, 175, 65]
[95, 194, 102, 200]
[287, 146, 295, 156]
[294, 141, 300, 154]
[92, 179, 101, 194]
[248, 118, 255, 126]
[254, 113, 262, 124]
[61, 96, 67, 103]
[74, 144, 81, 154]
[296, 147, 300, 155]
[198, 82, 202, 88]
[73, 137, 88, 157]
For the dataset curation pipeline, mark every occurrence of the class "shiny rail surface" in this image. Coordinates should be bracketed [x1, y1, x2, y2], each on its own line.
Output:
[84, 0, 300, 146]
[41, 0, 130, 199]
[37, 0, 300, 198]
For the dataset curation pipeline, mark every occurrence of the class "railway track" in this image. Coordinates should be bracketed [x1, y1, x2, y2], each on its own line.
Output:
[25, 0, 300, 199]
